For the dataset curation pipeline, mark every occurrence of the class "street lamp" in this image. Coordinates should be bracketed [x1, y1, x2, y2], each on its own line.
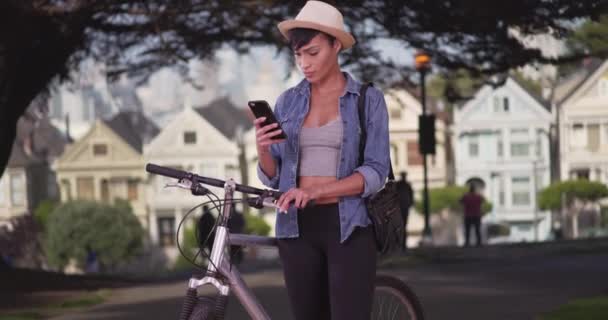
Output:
[415, 51, 434, 245]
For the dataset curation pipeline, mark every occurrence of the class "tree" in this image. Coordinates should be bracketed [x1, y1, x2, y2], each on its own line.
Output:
[538, 180, 608, 238]
[567, 14, 608, 59]
[44, 200, 144, 271]
[414, 186, 492, 215]
[33, 199, 58, 232]
[1, 0, 606, 177]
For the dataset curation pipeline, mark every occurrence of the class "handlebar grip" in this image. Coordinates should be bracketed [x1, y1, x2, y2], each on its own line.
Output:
[146, 163, 187, 180]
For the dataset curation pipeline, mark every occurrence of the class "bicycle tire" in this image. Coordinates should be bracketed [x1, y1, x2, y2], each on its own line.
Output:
[188, 296, 216, 320]
[372, 274, 425, 320]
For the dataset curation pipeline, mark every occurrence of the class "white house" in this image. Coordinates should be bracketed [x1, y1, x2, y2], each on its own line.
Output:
[556, 59, 608, 184]
[143, 97, 252, 260]
[454, 77, 553, 243]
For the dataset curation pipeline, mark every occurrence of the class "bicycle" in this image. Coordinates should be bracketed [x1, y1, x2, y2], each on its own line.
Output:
[146, 163, 425, 320]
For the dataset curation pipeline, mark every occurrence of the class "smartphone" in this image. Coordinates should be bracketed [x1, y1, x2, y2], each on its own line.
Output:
[248, 100, 287, 140]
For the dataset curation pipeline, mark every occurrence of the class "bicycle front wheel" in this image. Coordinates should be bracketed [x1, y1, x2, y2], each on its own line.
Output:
[372, 274, 424, 320]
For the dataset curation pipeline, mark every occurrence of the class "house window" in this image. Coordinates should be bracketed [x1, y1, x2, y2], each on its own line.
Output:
[587, 124, 600, 152]
[510, 128, 530, 157]
[390, 109, 402, 119]
[184, 131, 197, 145]
[571, 123, 585, 148]
[468, 135, 479, 157]
[493, 96, 510, 112]
[572, 169, 590, 180]
[10, 173, 25, 206]
[407, 140, 423, 166]
[157, 216, 176, 247]
[511, 176, 531, 206]
[127, 180, 138, 200]
[76, 177, 95, 200]
[93, 144, 108, 156]
[511, 143, 530, 157]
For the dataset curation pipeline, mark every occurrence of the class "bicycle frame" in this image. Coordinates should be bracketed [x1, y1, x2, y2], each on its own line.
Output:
[188, 178, 276, 320]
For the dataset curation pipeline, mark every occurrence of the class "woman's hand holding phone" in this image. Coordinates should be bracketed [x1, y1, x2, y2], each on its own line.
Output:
[254, 117, 286, 150]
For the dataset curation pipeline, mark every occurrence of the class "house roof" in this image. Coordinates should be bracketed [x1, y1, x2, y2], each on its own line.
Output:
[194, 97, 253, 140]
[509, 76, 551, 111]
[104, 111, 160, 153]
[553, 58, 605, 105]
[7, 141, 41, 168]
[8, 113, 67, 168]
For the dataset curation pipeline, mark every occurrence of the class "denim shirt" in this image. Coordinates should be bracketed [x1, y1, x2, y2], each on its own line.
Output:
[256, 72, 390, 243]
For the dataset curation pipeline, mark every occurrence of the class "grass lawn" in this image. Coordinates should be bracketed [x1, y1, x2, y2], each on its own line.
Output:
[0, 290, 109, 320]
[539, 295, 608, 320]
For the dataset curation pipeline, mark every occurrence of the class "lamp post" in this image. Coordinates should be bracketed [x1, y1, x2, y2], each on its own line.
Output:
[415, 51, 433, 245]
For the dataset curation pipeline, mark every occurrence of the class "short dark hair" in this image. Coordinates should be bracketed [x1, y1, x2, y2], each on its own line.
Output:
[288, 28, 335, 50]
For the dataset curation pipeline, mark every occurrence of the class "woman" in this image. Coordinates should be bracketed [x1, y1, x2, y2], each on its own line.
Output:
[254, 1, 390, 319]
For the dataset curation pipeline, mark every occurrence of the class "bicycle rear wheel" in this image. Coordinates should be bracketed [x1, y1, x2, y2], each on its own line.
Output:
[372, 274, 424, 320]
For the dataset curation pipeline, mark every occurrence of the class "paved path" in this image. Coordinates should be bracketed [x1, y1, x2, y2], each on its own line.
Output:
[50, 253, 608, 320]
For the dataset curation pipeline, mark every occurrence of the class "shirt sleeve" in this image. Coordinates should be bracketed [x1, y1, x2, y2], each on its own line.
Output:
[354, 89, 391, 198]
[256, 93, 286, 189]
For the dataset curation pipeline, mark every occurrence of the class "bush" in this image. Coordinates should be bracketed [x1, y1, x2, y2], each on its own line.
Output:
[173, 225, 203, 271]
[414, 185, 492, 215]
[34, 200, 58, 232]
[244, 213, 271, 236]
[44, 200, 144, 271]
[538, 180, 608, 211]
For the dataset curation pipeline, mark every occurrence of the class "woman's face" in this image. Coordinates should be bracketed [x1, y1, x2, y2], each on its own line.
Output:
[294, 34, 341, 83]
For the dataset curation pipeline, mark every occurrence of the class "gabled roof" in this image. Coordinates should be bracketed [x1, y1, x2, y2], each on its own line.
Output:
[7, 141, 42, 168]
[104, 111, 160, 153]
[194, 97, 253, 140]
[510, 76, 551, 111]
[8, 113, 67, 168]
[553, 58, 605, 105]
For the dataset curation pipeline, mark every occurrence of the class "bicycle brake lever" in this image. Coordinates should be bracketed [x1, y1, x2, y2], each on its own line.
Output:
[164, 179, 192, 190]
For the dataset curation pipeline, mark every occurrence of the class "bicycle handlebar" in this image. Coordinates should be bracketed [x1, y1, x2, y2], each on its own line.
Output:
[146, 163, 284, 199]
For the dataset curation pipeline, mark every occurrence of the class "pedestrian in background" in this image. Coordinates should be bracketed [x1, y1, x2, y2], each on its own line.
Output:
[396, 171, 414, 251]
[460, 184, 484, 247]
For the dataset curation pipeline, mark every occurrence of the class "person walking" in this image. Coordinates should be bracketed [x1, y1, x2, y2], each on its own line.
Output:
[254, 2, 391, 319]
[460, 184, 484, 247]
[396, 171, 414, 250]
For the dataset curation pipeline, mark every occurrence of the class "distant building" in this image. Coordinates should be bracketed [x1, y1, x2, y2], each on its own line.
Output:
[553, 59, 608, 184]
[144, 98, 252, 260]
[1, 108, 67, 223]
[454, 77, 553, 243]
[54, 111, 159, 234]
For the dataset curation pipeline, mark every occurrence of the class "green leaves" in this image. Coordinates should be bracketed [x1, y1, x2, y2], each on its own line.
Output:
[414, 186, 492, 215]
[44, 200, 144, 271]
[538, 180, 608, 211]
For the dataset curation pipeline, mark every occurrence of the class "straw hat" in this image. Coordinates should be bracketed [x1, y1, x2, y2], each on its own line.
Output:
[277, 1, 355, 50]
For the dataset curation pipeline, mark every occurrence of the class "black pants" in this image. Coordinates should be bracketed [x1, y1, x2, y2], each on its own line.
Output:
[464, 216, 482, 246]
[278, 203, 377, 320]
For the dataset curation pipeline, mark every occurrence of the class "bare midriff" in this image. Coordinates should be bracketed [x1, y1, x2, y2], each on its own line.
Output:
[299, 176, 339, 204]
